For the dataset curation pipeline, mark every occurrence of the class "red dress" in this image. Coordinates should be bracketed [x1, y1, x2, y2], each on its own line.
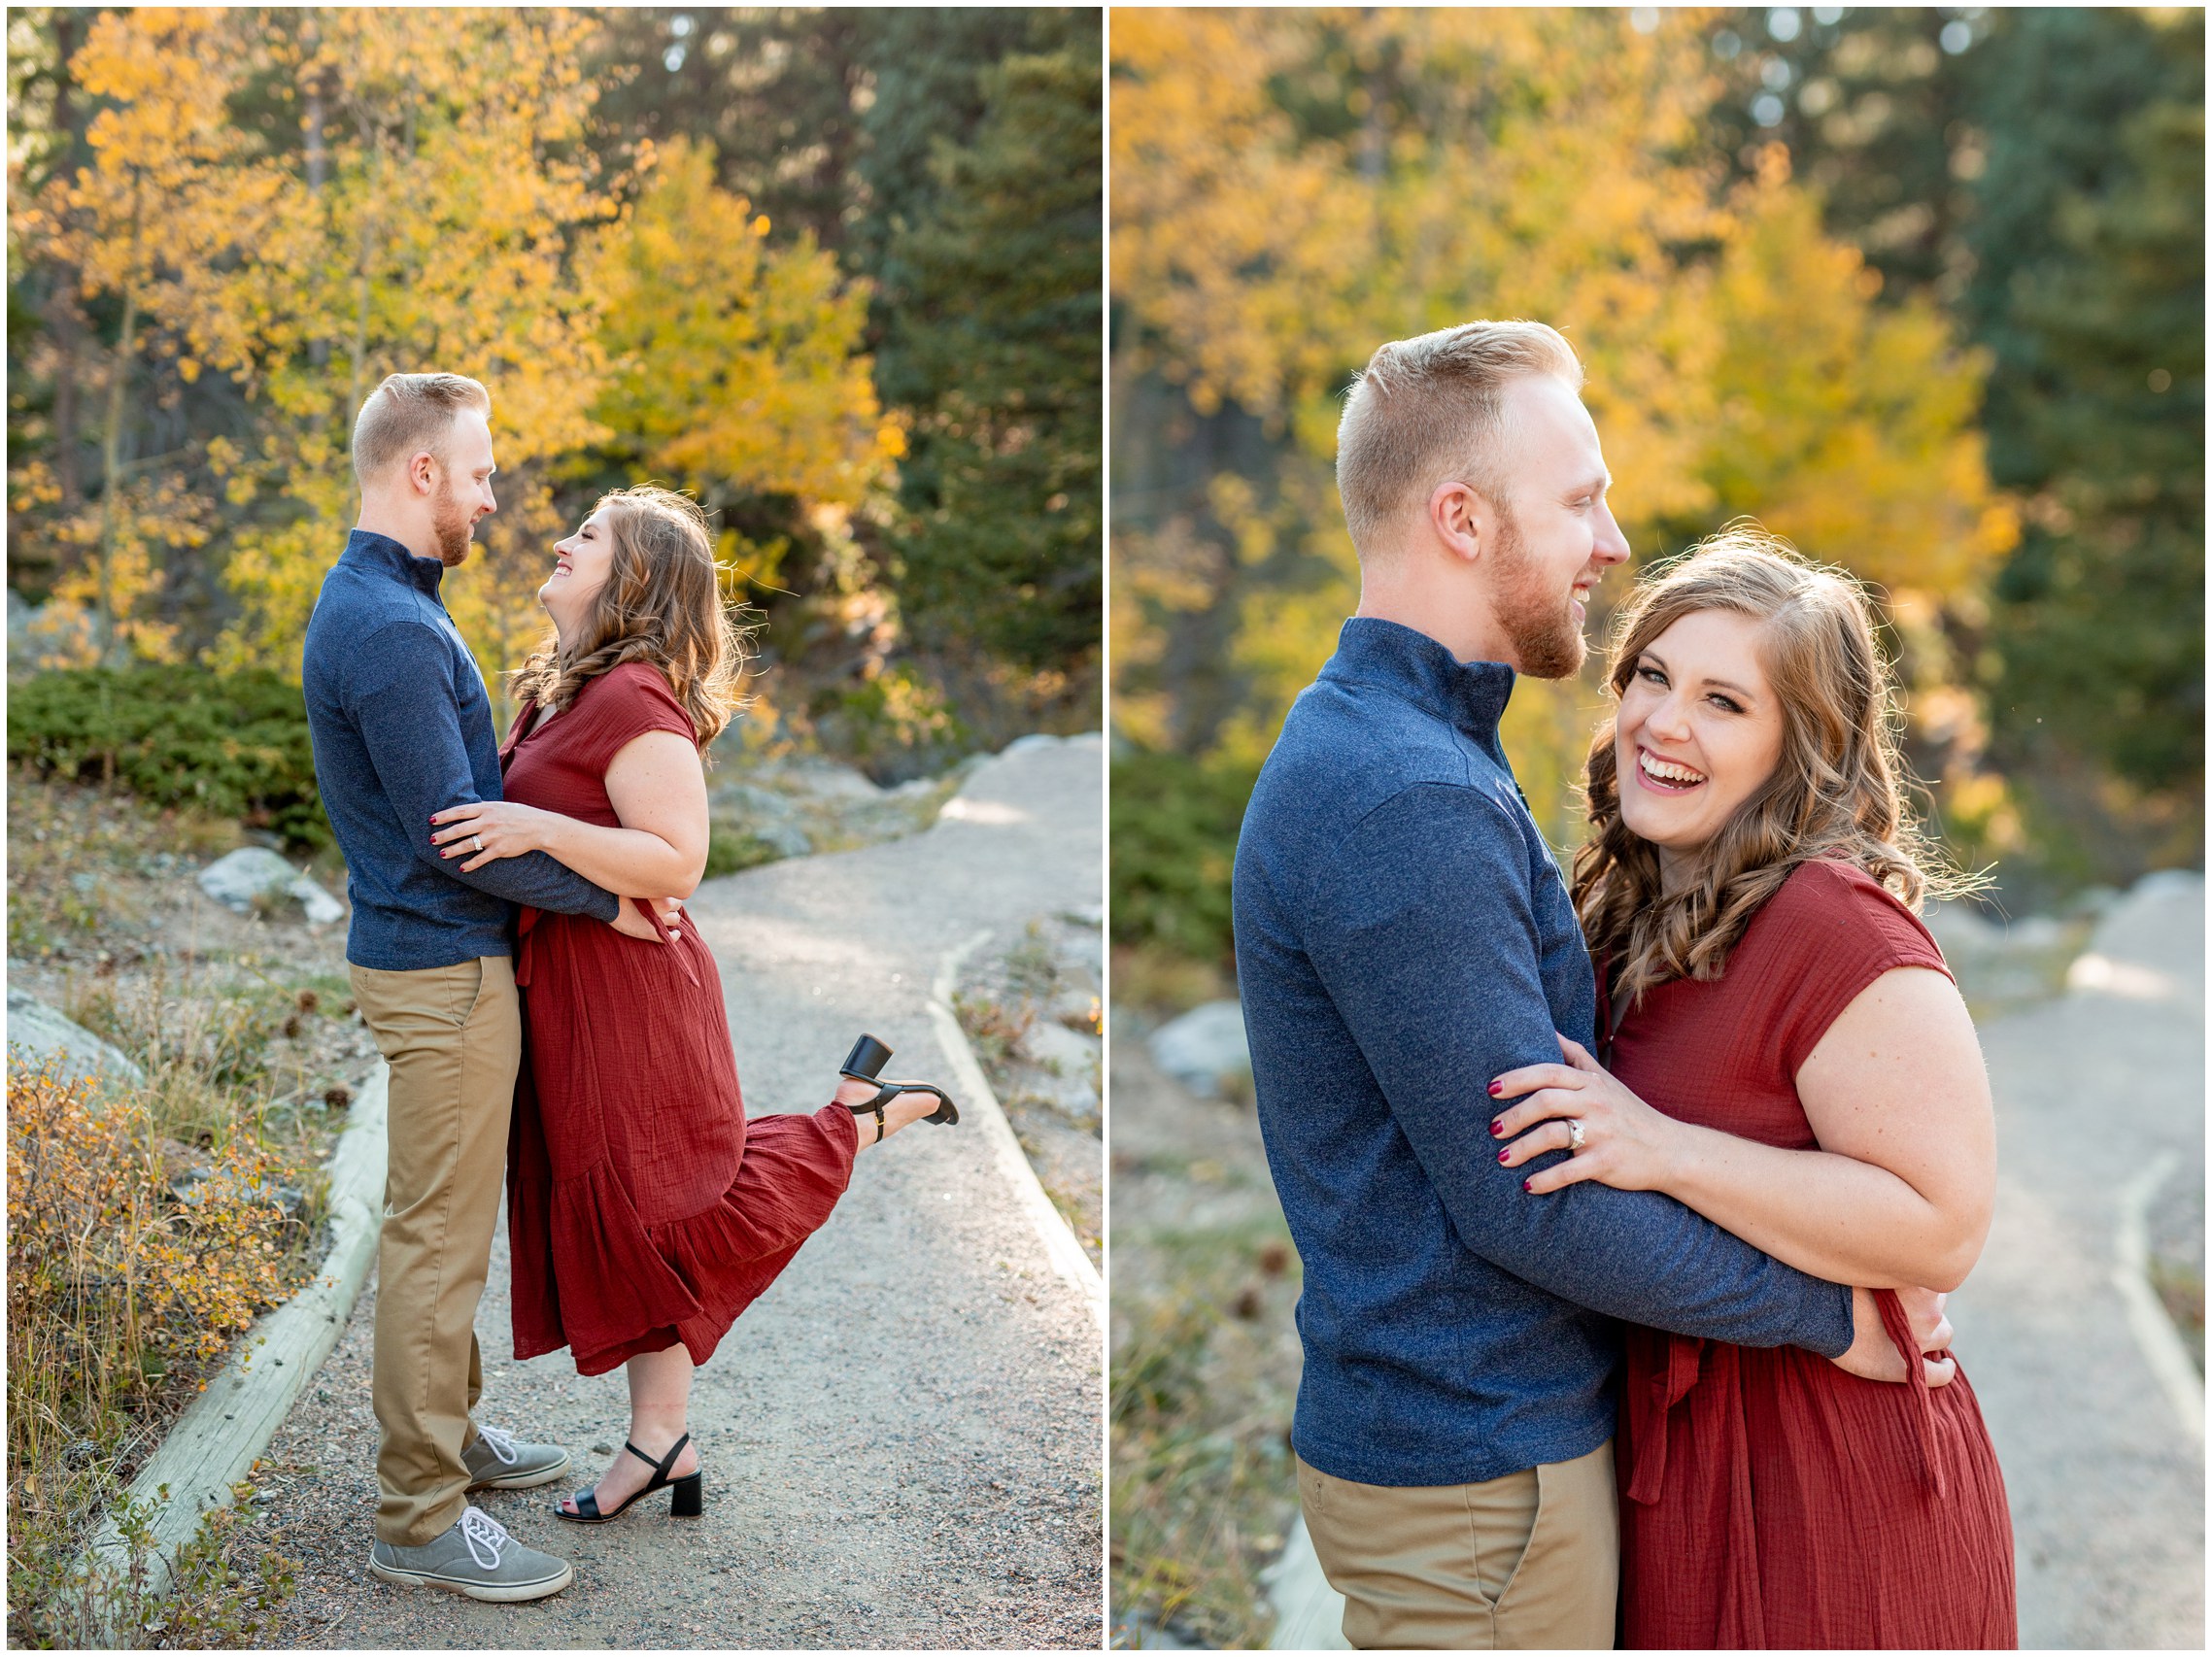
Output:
[497, 661, 859, 1377]
[1605, 859, 2016, 1649]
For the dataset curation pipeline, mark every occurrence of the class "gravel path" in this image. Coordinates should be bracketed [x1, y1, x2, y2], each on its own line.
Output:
[1946, 872, 2205, 1650]
[250, 734, 1105, 1649]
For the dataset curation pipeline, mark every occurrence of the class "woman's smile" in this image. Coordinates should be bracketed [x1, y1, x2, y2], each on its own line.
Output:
[1633, 745, 1707, 794]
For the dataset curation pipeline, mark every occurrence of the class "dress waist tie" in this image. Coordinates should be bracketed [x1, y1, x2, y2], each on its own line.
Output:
[1875, 1287, 1952, 1500]
[515, 905, 541, 989]
[1624, 1331, 1706, 1505]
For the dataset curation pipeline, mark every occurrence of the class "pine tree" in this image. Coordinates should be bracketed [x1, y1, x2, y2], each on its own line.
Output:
[872, 16, 1103, 686]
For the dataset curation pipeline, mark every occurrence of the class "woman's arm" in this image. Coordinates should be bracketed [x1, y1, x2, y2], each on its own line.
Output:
[1489, 968, 1996, 1292]
[429, 729, 710, 899]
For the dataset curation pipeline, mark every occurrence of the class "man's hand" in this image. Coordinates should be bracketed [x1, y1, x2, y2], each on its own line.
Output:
[608, 895, 682, 943]
[1830, 1285, 1956, 1386]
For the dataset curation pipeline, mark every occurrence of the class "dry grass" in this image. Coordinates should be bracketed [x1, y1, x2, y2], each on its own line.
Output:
[955, 916, 1105, 1264]
[1108, 942, 1233, 1020]
[1110, 1223, 1301, 1648]
[1109, 1027, 1306, 1650]
[5, 773, 345, 1646]
[6, 1060, 319, 1646]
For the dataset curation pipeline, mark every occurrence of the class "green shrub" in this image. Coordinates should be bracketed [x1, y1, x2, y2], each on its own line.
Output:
[7, 667, 326, 850]
[701, 823, 788, 878]
[1108, 748, 1257, 965]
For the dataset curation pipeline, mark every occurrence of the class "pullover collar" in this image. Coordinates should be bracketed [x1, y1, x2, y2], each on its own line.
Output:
[342, 527, 446, 600]
[1319, 616, 1516, 744]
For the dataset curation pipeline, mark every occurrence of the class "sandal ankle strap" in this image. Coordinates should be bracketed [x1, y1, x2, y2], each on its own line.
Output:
[622, 1433, 691, 1482]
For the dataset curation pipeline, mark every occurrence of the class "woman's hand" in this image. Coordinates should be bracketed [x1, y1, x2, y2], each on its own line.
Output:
[1488, 1033, 1689, 1195]
[1829, 1285, 1957, 1388]
[429, 800, 558, 872]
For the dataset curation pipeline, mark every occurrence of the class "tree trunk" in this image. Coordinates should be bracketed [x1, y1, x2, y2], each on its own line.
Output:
[96, 177, 145, 669]
[306, 65, 331, 369]
[48, 10, 85, 506]
[97, 284, 140, 669]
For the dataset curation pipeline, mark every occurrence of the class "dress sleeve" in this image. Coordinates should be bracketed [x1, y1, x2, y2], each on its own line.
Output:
[1766, 860, 1953, 1078]
[569, 662, 701, 775]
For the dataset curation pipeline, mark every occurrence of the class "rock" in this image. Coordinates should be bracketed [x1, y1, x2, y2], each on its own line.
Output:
[1058, 926, 1104, 980]
[292, 875, 346, 926]
[771, 757, 886, 805]
[197, 847, 297, 910]
[1148, 999, 1251, 1099]
[1923, 900, 2000, 954]
[5, 988, 145, 1097]
[1025, 1019, 1099, 1079]
[1049, 984, 1101, 1031]
[196, 847, 345, 925]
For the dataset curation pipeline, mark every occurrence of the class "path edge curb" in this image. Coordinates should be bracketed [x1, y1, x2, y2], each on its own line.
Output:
[930, 929, 1106, 1333]
[81, 1061, 390, 1634]
[2113, 1148, 2205, 1444]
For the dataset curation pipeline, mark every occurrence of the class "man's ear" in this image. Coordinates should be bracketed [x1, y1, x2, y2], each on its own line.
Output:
[407, 449, 439, 498]
[1428, 479, 1485, 565]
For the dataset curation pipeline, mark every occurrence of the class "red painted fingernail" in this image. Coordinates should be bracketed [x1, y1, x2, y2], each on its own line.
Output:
[1487, 1081, 1502, 1097]
[1490, 1118, 1506, 1136]
[1497, 1149, 1510, 1165]
[1521, 1179, 1533, 1193]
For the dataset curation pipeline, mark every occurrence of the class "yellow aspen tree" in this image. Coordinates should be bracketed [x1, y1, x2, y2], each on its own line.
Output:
[204, 8, 620, 676]
[1111, 8, 2011, 848]
[15, 8, 252, 663]
[50, 9, 621, 677]
[588, 136, 900, 511]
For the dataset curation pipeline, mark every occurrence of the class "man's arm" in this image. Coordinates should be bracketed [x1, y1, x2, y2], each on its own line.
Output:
[348, 622, 621, 921]
[1307, 782, 1854, 1356]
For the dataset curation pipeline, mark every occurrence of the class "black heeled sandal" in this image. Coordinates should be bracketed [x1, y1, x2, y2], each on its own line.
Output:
[839, 1033, 959, 1141]
[555, 1433, 703, 1524]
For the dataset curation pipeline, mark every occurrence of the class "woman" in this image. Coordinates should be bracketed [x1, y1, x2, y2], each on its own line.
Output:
[428, 486, 952, 1525]
[1487, 528, 2016, 1648]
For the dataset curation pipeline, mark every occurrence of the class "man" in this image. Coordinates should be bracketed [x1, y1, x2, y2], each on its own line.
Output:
[302, 372, 673, 1603]
[1231, 322, 1945, 1648]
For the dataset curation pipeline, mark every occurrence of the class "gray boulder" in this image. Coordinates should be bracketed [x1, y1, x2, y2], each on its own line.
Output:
[6, 989, 145, 1097]
[1148, 999, 1252, 1099]
[196, 848, 345, 925]
[1025, 1017, 1100, 1080]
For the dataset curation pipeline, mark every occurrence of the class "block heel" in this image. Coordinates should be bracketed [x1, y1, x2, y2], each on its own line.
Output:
[839, 1032, 959, 1138]
[669, 1471, 703, 1518]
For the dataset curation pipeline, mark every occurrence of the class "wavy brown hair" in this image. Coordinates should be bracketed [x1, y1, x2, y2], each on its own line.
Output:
[1572, 524, 1977, 1004]
[508, 486, 749, 749]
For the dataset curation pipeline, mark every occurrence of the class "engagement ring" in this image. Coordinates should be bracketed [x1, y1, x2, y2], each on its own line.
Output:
[1566, 1119, 1586, 1153]
[473, 834, 484, 853]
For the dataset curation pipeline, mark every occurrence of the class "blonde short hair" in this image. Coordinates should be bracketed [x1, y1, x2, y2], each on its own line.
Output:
[1335, 321, 1583, 554]
[351, 372, 492, 487]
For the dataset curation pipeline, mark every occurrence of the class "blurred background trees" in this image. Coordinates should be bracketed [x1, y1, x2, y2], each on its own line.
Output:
[7, 6, 1102, 775]
[1110, 5, 2203, 974]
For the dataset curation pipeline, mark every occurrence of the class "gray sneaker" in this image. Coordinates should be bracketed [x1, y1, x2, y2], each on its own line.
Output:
[368, 1506, 573, 1603]
[463, 1422, 570, 1492]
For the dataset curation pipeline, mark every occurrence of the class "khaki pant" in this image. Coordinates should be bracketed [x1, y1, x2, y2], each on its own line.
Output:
[350, 957, 520, 1546]
[1297, 1440, 1618, 1650]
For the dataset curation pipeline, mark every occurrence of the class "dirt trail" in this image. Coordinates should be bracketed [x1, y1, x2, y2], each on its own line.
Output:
[1947, 873, 2204, 1650]
[252, 735, 1105, 1649]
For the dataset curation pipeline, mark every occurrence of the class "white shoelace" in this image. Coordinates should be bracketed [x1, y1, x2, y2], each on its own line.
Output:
[459, 1506, 511, 1572]
[475, 1423, 520, 1466]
